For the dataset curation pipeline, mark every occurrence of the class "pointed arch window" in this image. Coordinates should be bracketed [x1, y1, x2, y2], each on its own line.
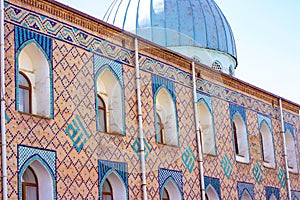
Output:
[198, 101, 216, 155]
[285, 130, 298, 173]
[260, 122, 275, 168]
[97, 95, 107, 132]
[232, 114, 250, 163]
[102, 179, 113, 200]
[212, 61, 222, 71]
[22, 166, 38, 200]
[17, 41, 52, 117]
[19, 72, 32, 114]
[155, 87, 178, 146]
[162, 187, 170, 200]
[96, 68, 124, 134]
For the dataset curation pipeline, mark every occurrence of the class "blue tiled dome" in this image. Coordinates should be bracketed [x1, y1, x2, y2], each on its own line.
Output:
[104, 0, 237, 59]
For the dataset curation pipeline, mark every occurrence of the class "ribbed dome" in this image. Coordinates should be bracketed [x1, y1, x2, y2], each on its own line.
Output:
[104, 0, 237, 59]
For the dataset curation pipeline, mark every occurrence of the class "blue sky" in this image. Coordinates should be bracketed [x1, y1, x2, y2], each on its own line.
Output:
[57, 0, 300, 104]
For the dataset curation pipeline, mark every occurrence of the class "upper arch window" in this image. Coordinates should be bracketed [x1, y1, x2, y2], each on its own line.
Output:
[97, 95, 107, 133]
[17, 41, 52, 117]
[212, 61, 222, 71]
[260, 122, 275, 168]
[197, 101, 216, 155]
[162, 187, 170, 200]
[285, 130, 298, 173]
[18, 72, 32, 114]
[155, 87, 178, 146]
[232, 113, 250, 163]
[96, 68, 124, 135]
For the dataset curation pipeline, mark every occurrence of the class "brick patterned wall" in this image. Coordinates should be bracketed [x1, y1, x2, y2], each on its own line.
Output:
[2, 0, 300, 199]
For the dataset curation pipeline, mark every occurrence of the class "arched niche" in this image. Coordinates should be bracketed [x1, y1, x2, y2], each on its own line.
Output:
[161, 178, 182, 200]
[100, 171, 127, 200]
[285, 130, 298, 173]
[232, 113, 250, 163]
[21, 159, 54, 200]
[96, 68, 124, 134]
[155, 87, 178, 146]
[206, 185, 219, 200]
[198, 100, 216, 155]
[260, 122, 275, 168]
[17, 41, 51, 117]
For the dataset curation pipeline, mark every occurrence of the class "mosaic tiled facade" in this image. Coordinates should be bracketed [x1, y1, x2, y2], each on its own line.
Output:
[1, 0, 299, 199]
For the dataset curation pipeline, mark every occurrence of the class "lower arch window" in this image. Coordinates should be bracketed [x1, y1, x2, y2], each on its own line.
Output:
[162, 187, 170, 200]
[232, 113, 250, 163]
[22, 166, 38, 200]
[154, 87, 178, 146]
[102, 179, 113, 200]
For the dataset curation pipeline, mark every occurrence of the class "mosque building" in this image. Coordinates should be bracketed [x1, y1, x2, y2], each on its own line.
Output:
[1, 0, 300, 199]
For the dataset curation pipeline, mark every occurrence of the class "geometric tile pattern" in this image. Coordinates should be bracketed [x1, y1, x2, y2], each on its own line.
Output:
[237, 182, 254, 200]
[5, 112, 10, 122]
[197, 92, 213, 112]
[18, 145, 56, 174]
[131, 138, 151, 160]
[94, 54, 124, 86]
[220, 154, 233, 179]
[5, 1, 298, 126]
[18, 145, 56, 200]
[3, 1, 300, 200]
[278, 167, 286, 188]
[98, 160, 128, 200]
[98, 159, 128, 188]
[182, 146, 196, 173]
[230, 103, 247, 123]
[158, 168, 182, 193]
[257, 113, 272, 136]
[285, 122, 295, 138]
[252, 161, 264, 184]
[204, 176, 221, 199]
[65, 115, 91, 152]
[152, 74, 176, 102]
[265, 186, 280, 200]
[14, 26, 52, 60]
